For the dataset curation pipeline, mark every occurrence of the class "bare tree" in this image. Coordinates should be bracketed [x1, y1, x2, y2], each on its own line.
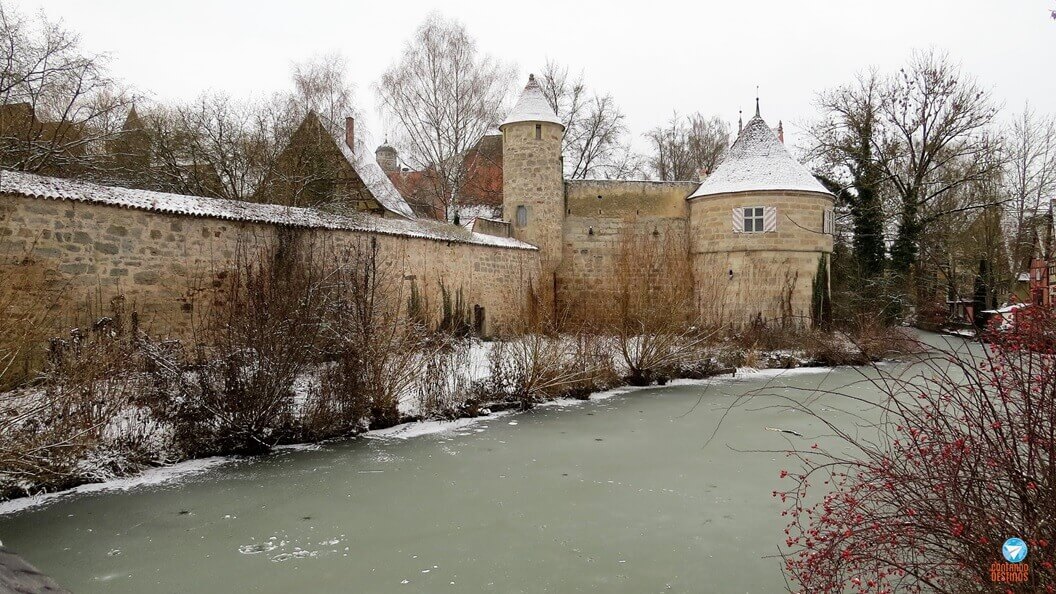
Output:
[375, 13, 514, 221]
[0, 2, 131, 176]
[139, 93, 277, 200]
[286, 52, 359, 139]
[878, 49, 1001, 273]
[645, 112, 729, 181]
[538, 60, 642, 179]
[1004, 104, 1056, 272]
[808, 70, 888, 280]
[139, 55, 358, 201]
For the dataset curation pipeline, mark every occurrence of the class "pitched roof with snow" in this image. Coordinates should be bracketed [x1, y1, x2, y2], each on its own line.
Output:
[328, 128, 416, 219]
[0, 170, 536, 251]
[500, 74, 563, 129]
[688, 113, 831, 200]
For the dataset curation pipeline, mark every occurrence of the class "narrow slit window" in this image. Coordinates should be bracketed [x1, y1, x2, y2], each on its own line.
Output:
[743, 207, 764, 233]
[516, 205, 528, 227]
[535, 124, 542, 140]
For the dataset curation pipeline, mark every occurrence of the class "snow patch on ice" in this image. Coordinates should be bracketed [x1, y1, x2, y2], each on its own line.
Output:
[365, 411, 513, 440]
[0, 456, 230, 516]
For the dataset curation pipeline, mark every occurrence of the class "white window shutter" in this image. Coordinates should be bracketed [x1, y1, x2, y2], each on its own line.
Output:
[823, 209, 832, 234]
[732, 207, 744, 233]
[764, 206, 778, 232]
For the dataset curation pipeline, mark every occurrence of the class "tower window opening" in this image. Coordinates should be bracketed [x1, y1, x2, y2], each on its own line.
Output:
[535, 124, 542, 140]
[743, 207, 765, 233]
[516, 205, 528, 227]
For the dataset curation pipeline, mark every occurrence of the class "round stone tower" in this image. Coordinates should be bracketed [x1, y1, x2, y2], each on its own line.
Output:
[375, 141, 398, 172]
[687, 102, 834, 327]
[500, 74, 565, 304]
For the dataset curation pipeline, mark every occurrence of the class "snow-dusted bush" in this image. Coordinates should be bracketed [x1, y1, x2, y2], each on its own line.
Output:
[0, 297, 163, 498]
[416, 337, 474, 419]
[318, 237, 426, 429]
[480, 333, 614, 409]
[174, 237, 329, 455]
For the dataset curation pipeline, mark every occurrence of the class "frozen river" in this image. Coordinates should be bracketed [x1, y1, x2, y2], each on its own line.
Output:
[0, 336, 965, 593]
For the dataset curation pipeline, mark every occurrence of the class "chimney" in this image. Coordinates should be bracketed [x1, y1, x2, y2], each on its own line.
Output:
[777, 120, 784, 143]
[698, 167, 709, 182]
[345, 116, 355, 151]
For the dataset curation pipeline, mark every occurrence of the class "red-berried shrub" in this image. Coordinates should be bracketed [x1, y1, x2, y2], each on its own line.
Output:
[777, 308, 1056, 593]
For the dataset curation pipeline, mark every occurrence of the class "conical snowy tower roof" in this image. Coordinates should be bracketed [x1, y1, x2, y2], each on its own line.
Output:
[689, 112, 829, 199]
[500, 74, 563, 130]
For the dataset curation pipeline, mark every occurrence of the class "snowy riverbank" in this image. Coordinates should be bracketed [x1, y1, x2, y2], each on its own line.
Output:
[0, 364, 842, 516]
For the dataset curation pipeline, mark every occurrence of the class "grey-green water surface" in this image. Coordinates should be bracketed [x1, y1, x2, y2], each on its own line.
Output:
[0, 344, 963, 593]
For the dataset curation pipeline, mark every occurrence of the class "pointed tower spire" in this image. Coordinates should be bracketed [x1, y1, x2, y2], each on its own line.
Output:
[500, 73, 563, 129]
[689, 113, 831, 199]
[755, 86, 761, 118]
[777, 120, 784, 143]
[738, 109, 743, 134]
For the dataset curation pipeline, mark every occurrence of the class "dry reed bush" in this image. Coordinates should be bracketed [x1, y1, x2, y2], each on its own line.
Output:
[848, 319, 920, 361]
[478, 301, 617, 407]
[301, 361, 368, 439]
[562, 330, 620, 397]
[715, 312, 920, 368]
[317, 236, 427, 429]
[176, 233, 329, 456]
[416, 336, 474, 419]
[484, 334, 597, 409]
[803, 318, 921, 366]
[612, 229, 715, 385]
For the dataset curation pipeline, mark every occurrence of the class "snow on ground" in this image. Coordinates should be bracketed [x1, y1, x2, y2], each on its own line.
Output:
[0, 456, 231, 515]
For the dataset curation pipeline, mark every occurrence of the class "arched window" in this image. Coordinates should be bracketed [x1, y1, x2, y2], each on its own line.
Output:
[516, 205, 528, 227]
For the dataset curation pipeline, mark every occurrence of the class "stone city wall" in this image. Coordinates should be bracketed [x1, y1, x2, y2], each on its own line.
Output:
[557, 180, 697, 322]
[0, 192, 540, 339]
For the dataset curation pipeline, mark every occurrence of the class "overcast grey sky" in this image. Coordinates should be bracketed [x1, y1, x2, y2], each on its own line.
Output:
[14, 0, 1056, 153]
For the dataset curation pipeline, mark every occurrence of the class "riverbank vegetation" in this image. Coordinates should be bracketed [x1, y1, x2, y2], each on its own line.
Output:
[0, 237, 917, 502]
[777, 307, 1056, 592]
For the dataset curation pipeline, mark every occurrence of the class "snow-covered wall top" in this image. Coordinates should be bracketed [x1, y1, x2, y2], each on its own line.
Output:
[688, 115, 831, 199]
[0, 170, 536, 251]
[500, 74, 563, 129]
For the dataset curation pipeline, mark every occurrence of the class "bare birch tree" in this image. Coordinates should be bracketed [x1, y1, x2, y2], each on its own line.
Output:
[375, 13, 514, 221]
[286, 52, 359, 139]
[1004, 104, 1056, 271]
[538, 60, 643, 179]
